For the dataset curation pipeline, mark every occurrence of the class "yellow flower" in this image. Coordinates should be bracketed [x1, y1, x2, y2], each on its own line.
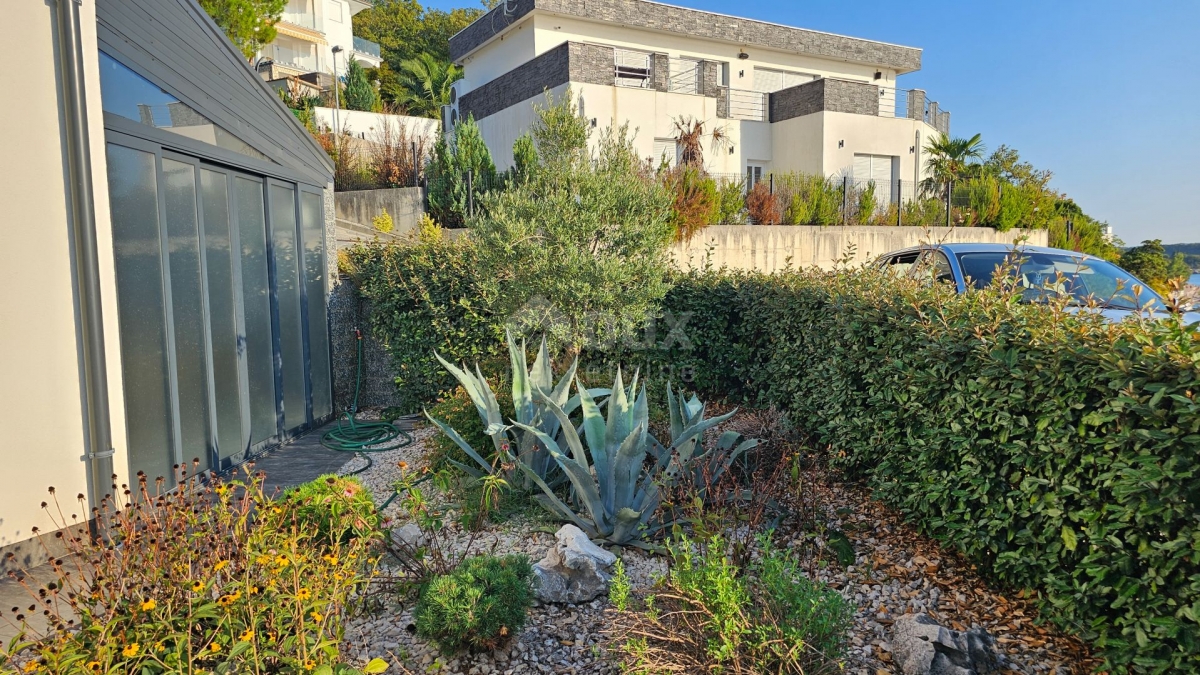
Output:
[271, 507, 282, 514]
[239, 629, 255, 642]
[217, 591, 242, 607]
[275, 555, 290, 569]
[256, 555, 270, 565]
[296, 588, 311, 601]
[86, 662, 101, 672]
[304, 660, 316, 671]
[322, 554, 339, 565]
[122, 643, 140, 658]
[154, 642, 165, 652]
[22, 661, 40, 673]
[192, 581, 204, 593]
[209, 642, 222, 653]
[140, 599, 156, 611]
[310, 611, 324, 622]
[214, 560, 230, 572]
[249, 585, 260, 595]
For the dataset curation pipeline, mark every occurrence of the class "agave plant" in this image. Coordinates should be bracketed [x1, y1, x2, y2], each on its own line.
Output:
[424, 331, 606, 489]
[512, 370, 753, 547]
[660, 384, 759, 490]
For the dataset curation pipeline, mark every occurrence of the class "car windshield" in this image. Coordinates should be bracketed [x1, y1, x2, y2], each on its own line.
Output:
[955, 251, 1164, 311]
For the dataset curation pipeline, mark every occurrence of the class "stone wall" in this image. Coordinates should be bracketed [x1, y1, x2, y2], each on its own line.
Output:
[460, 41, 614, 122]
[769, 78, 879, 122]
[333, 187, 425, 251]
[449, 0, 921, 72]
[328, 279, 404, 412]
[672, 225, 1050, 273]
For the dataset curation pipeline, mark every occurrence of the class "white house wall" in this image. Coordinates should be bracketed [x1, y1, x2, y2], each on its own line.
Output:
[313, 107, 440, 147]
[475, 83, 572, 170]
[820, 112, 940, 185]
[459, 17, 538, 90]
[1, 0, 128, 557]
[770, 113, 824, 176]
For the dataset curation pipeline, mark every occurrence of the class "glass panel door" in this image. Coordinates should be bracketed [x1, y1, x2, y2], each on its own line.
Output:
[300, 190, 332, 421]
[106, 143, 176, 485]
[235, 176, 277, 446]
[268, 183, 308, 432]
[162, 157, 214, 472]
[201, 168, 249, 464]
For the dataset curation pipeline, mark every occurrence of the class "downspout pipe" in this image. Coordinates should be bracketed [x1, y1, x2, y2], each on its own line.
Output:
[56, 0, 116, 513]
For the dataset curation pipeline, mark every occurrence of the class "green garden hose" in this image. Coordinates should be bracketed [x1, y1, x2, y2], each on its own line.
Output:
[321, 329, 415, 477]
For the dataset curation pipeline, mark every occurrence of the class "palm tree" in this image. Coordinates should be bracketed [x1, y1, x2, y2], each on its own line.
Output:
[922, 132, 985, 197]
[385, 52, 463, 119]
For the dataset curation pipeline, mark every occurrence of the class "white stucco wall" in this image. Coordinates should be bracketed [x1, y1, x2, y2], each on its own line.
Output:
[313, 107, 440, 147]
[770, 113, 824, 176]
[457, 16, 538, 89]
[474, 83, 572, 170]
[1, 0, 127, 559]
[821, 112, 939, 185]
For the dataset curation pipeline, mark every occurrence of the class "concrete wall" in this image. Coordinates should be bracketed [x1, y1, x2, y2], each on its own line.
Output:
[672, 226, 1050, 272]
[1, 0, 128, 568]
[334, 187, 425, 249]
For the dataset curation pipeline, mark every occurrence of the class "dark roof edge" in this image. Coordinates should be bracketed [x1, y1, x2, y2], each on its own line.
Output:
[449, 0, 921, 73]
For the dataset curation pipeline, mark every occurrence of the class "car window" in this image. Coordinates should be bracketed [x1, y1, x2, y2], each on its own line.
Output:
[913, 250, 955, 285]
[881, 251, 921, 277]
[954, 251, 1164, 310]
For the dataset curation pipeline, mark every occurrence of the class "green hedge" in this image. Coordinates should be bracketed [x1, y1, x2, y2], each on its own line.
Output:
[638, 269, 1200, 672]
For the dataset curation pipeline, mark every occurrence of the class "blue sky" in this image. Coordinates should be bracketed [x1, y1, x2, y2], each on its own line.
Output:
[429, 0, 1199, 244]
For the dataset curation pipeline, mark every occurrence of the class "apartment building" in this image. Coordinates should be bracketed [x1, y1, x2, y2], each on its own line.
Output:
[445, 0, 950, 200]
[259, 0, 382, 83]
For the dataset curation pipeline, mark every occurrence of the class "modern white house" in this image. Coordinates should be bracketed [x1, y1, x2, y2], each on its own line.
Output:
[258, 0, 382, 83]
[3, 0, 335, 568]
[445, 0, 951, 199]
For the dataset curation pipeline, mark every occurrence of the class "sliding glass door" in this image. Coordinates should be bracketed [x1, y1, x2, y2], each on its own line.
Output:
[106, 137, 332, 483]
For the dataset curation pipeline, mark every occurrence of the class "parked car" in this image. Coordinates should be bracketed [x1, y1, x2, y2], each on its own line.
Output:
[874, 243, 1200, 324]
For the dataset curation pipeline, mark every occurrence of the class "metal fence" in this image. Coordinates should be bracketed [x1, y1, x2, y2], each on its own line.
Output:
[722, 88, 768, 121]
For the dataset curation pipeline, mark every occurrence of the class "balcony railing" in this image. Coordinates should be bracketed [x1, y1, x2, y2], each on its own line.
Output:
[720, 88, 767, 122]
[878, 86, 950, 134]
[280, 10, 322, 32]
[667, 58, 700, 94]
[352, 37, 381, 59]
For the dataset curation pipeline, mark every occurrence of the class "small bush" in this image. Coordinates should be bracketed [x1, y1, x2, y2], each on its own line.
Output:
[664, 165, 720, 242]
[414, 554, 534, 654]
[372, 208, 394, 234]
[617, 533, 851, 673]
[745, 181, 781, 225]
[282, 474, 381, 545]
[715, 178, 747, 225]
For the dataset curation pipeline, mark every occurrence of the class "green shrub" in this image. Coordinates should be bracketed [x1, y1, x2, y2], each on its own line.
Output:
[282, 474, 380, 545]
[342, 234, 506, 414]
[639, 267, 1200, 671]
[414, 554, 534, 654]
[715, 178, 747, 225]
[425, 383, 511, 471]
[618, 533, 851, 672]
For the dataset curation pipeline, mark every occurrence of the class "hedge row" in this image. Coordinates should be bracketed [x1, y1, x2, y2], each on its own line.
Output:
[634, 269, 1200, 672]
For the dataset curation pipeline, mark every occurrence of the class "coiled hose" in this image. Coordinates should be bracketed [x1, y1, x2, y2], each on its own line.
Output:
[321, 329, 418, 509]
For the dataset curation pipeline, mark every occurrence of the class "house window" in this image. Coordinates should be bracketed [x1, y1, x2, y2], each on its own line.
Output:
[327, 0, 343, 22]
[615, 49, 652, 88]
[668, 57, 701, 94]
[653, 137, 680, 168]
[752, 67, 818, 93]
[852, 153, 899, 203]
[746, 164, 765, 190]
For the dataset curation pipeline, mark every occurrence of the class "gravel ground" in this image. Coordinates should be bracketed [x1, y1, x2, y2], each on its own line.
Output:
[336, 416, 1093, 675]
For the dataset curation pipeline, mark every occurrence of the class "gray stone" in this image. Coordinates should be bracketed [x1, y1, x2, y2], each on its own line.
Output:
[890, 613, 998, 675]
[393, 523, 427, 548]
[459, 42, 614, 123]
[532, 525, 617, 604]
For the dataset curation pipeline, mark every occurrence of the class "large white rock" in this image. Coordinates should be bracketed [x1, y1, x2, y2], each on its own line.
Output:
[891, 613, 998, 675]
[532, 525, 618, 604]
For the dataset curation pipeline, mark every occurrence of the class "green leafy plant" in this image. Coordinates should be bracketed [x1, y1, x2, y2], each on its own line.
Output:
[513, 369, 741, 547]
[616, 532, 851, 673]
[426, 115, 496, 226]
[0, 468, 380, 673]
[282, 474, 381, 546]
[664, 165, 720, 242]
[414, 554, 534, 654]
[343, 58, 381, 112]
[609, 559, 631, 612]
[715, 178, 747, 225]
[372, 209, 394, 234]
[661, 384, 759, 491]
